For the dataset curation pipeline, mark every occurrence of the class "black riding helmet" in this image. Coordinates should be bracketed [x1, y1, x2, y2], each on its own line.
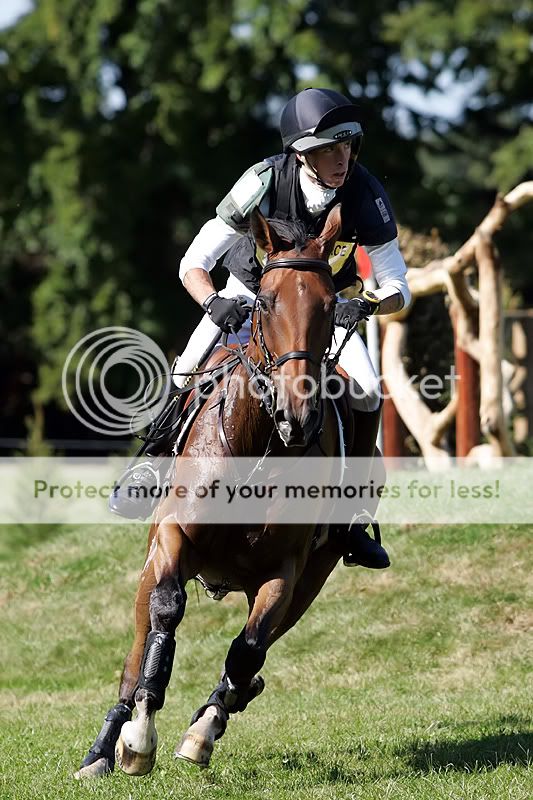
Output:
[280, 88, 364, 158]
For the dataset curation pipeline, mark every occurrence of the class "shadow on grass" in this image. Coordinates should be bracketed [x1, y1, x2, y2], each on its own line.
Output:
[402, 726, 532, 773]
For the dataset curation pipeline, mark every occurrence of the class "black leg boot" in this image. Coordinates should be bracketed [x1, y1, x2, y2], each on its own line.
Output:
[109, 456, 169, 520]
[331, 403, 391, 569]
[329, 519, 390, 568]
[342, 520, 390, 568]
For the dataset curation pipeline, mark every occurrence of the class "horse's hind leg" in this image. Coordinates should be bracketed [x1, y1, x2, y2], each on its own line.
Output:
[115, 516, 200, 776]
[176, 560, 296, 767]
[267, 545, 340, 647]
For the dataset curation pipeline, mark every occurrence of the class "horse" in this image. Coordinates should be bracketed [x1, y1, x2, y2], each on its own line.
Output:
[76, 203, 366, 779]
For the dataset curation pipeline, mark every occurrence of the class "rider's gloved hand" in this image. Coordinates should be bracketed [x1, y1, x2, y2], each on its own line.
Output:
[203, 293, 250, 334]
[334, 291, 381, 330]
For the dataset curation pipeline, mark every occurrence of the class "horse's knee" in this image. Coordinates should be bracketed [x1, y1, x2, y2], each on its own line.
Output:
[149, 575, 186, 631]
[225, 629, 266, 687]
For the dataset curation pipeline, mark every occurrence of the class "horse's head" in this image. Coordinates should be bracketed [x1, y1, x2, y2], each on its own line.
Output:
[249, 204, 341, 447]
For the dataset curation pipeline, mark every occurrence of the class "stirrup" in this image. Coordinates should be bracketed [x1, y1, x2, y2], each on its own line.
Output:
[109, 459, 169, 520]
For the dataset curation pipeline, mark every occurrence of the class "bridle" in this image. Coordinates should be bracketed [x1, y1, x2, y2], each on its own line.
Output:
[256, 257, 334, 368]
[140, 254, 359, 459]
[245, 256, 336, 418]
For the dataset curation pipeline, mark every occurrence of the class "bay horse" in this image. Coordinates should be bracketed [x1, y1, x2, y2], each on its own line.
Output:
[76, 204, 361, 779]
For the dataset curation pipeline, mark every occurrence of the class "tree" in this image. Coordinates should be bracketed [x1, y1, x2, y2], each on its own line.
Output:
[0, 0, 299, 445]
[1, 0, 531, 448]
[382, 0, 533, 296]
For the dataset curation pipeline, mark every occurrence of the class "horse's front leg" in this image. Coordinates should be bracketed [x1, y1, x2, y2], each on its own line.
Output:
[114, 515, 200, 776]
[75, 523, 160, 779]
[176, 558, 297, 767]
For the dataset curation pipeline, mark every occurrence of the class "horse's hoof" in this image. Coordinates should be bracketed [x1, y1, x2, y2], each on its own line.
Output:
[73, 757, 111, 780]
[115, 732, 157, 776]
[175, 731, 213, 768]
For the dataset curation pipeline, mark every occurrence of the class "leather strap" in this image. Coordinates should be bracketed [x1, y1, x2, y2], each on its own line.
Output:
[215, 389, 234, 458]
[262, 257, 331, 275]
[274, 350, 318, 368]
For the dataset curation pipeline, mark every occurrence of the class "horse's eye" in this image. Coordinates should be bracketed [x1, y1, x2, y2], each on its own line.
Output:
[256, 295, 269, 311]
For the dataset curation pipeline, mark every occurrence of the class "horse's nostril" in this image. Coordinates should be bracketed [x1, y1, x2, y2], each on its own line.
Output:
[274, 408, 289, 425]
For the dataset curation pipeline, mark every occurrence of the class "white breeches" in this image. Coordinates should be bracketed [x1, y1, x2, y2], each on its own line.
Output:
[172, 274, 381, 412]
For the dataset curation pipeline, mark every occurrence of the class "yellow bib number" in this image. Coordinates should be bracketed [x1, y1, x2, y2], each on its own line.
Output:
[328, 241, 355, 275]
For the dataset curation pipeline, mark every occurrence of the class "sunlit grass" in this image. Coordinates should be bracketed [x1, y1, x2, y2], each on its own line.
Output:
[0, 522, 531, 799]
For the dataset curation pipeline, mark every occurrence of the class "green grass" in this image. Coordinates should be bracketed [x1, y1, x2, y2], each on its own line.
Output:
[0, 522, 531, 800]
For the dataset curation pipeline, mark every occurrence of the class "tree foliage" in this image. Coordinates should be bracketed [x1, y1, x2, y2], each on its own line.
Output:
[0, 0, 531, 445]
[382, 0, 533, 277]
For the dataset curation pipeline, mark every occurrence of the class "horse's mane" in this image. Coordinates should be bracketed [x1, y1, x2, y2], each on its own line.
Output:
[226, 219, 310, 268]
[264, 218, 309, 250]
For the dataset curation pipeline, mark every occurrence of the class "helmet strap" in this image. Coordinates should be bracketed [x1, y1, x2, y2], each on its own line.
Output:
[297, 142, 360, 190]
[298, 156, 333, 190]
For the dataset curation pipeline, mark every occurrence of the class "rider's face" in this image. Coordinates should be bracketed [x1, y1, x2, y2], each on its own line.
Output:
[304, 140, 353, 188]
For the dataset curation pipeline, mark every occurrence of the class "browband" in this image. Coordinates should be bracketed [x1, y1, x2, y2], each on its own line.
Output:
[262, 258, 332, 275]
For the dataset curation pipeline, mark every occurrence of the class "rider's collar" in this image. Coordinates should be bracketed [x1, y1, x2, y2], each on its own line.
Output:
[298, 165, 337, 215]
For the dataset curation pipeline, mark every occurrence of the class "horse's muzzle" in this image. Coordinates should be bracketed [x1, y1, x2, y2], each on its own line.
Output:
[274, 405, 321, 448]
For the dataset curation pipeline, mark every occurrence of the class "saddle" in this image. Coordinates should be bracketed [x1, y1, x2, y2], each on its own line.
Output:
[172, 345, 241, 454]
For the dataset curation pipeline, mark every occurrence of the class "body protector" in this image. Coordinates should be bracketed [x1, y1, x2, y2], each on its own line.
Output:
[217, 152, 398, 295]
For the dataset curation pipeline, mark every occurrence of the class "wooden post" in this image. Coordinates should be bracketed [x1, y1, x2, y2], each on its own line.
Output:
[477, 234, 514, 455]
[381, 386, 409, 457]
[453, 333, 480, 457]
[507, 311, 533, 445]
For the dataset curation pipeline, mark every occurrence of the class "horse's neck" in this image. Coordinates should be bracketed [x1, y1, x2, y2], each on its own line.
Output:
[226, 359, 273, 457]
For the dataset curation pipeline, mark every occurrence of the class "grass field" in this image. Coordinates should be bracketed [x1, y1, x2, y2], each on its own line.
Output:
[0, 521, 531, 800]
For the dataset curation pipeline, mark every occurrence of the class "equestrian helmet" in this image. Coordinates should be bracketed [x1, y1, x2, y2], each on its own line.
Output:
[280, 88, 363, 155]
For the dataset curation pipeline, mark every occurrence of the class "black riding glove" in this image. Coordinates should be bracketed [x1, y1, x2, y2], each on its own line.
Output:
[334, 291, 381, 330]
[203, 294, 250, 334]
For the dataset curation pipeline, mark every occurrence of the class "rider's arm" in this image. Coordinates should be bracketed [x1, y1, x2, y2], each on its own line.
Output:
[179, 216, 241, 306]
[364, 238, 411, 315]
[179, 161, 273, 307]
[182, 268, 219, 307]
[348, 165, 411, 315]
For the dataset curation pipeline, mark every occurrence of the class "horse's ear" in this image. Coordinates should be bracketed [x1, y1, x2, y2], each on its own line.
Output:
[250, 207, 287, 255]
[316, 203, 342, 255]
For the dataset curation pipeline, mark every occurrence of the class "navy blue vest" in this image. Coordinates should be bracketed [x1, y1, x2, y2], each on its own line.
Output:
[224, 153, 397, 294]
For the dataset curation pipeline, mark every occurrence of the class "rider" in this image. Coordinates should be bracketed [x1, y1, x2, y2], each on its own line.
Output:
[112, 88, 411, 569]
